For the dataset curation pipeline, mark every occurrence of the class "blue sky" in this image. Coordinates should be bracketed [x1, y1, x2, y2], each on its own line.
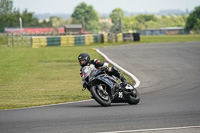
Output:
[13, 0, 200, 14]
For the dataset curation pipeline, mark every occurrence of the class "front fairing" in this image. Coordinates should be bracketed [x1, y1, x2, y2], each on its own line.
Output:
[95, 74, 116, 89]
[82, 65, 96, 82]
[95, 69, 106, 76]
[82, 65, 117, 90]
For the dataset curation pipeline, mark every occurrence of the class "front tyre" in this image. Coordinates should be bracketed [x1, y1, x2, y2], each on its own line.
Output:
[90, 86, 111, 107]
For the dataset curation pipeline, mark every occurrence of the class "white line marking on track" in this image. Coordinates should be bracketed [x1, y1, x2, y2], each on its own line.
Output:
[96, 126, 200, 133]
[95, 49, 141, 88]
[0, 99, 93, 111]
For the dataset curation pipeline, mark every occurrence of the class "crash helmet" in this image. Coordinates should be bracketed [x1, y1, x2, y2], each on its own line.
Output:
[78, 53, 90, 67]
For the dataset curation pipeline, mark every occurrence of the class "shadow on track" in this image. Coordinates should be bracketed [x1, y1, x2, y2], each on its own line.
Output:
[66, 102, 137, 108]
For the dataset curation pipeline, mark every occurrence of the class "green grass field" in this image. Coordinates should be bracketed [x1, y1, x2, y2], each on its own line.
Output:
[0, 45, 132, 110]
[140, 34, 200, 43]
[0, 36, 8, 45]
[0, 46, 100, 109]
[0, 34, 200, 110]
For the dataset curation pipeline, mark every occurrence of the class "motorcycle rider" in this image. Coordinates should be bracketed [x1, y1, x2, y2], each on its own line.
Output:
[78, 53, 127, 89]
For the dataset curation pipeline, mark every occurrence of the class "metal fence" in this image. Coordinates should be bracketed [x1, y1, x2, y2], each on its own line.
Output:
[137, 27, 187, 35]
[7, 34, 31, 47]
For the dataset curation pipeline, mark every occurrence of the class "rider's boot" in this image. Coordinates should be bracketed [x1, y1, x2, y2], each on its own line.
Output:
[120, 74, 128, 87]
[108, 67, 127, 89]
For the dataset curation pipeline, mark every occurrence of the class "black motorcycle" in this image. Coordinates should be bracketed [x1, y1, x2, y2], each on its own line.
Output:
[81, 65, 140, 106]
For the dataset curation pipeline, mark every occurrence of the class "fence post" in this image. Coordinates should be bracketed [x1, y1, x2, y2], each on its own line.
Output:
[30, 36, 32, 47]
[27, 36, 29, 46]
[12, 34, 14, 47]
[7, 34, 10, 47]
[22, 35, 24, 46]
[17, 34, 19, 46]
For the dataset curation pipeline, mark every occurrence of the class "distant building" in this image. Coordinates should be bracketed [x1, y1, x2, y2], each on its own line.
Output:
[64, 24, 91, 34]
[64, 24, 82, 34]
[138, 27, 186, 35]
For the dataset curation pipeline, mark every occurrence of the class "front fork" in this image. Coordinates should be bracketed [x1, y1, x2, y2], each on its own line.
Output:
[97, 85, 107, 95]
[97, 84, 117, 100]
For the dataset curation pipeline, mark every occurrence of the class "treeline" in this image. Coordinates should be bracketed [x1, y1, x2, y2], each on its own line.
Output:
[0, 0, 54, 32]
[0, 0, 199, 33]
[0, 9, 52, 31]
[122, 15, 187, 32]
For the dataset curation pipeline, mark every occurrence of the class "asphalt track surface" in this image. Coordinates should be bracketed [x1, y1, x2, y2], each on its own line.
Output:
[0, 42, 200, 133]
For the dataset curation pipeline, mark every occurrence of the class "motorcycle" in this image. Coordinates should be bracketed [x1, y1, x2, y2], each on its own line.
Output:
[81, 64, 140, 106]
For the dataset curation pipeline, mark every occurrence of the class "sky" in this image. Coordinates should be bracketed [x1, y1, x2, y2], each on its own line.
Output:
[13, 0, 200, 14]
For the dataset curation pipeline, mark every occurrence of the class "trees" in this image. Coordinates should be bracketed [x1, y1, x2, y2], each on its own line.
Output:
[122, 16, 139, 32]
[185, 5, 200, 32]
[87, 20, 100, 33]
[121, 14, 187, 32]
[71, 2, 99, 33]
[0, 0, 52, 32]
[0, 8, 41, 32]
[0, 0, 13, 14]
[0, 0, 14, 31]
[50, 16, 66, 27]
[109, 8, 124, 25]
[135, 14, 157, 23]
[100, 22, 112, 33]
[21, 9, 39, 27]
[1, 0, 195, 34]
[0, 9, 21, 32]
[109, 8, 124, 33]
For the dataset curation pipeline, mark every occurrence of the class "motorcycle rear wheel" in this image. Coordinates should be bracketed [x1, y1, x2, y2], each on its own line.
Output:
[128, 88, 140, 105]
[90, 86, 111, 107]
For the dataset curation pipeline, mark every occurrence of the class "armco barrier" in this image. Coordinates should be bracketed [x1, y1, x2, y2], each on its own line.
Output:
[99, 34, 104, 43]
[123, 33, 133, 41]
[80, 35, 85, 45]
[112, 34, 115, 43]
[93, 34, 99, 43]
[133, 33, 140, 41]
[103, 34, 108, 43]
[32, 36, 47, 48]
[47, 36, 60, 46]
[117, 33, 123, 42]
[31, 33, 139, 48]
[74, 35, 85, 46]
[85, 35, 94, 45]
[61, 36, 74, 46]
[115, 34, 118, 43]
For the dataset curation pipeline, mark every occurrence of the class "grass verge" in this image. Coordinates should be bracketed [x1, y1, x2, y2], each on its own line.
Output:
[0, 46, 107, 109]
[140, 34, 200, 43]
[0, 35, 8, 45]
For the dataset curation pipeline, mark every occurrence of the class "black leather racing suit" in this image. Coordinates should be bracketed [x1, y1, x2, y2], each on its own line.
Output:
[80, 59, 127, 85]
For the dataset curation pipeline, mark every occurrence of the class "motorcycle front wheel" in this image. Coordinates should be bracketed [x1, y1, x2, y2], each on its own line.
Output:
[90, 86, 111, 107]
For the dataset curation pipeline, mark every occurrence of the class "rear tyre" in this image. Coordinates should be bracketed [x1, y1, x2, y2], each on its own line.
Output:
[90, 86, 111, 107]
[128, 88, 140, 105]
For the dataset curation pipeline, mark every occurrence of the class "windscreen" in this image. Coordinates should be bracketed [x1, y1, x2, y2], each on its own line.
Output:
[82, 65, 95, 80]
